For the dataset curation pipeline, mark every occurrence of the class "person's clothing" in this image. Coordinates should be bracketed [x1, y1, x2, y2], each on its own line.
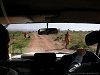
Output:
[7, 68, 18, 75]
[68, 55, 82, 73]
[0, 47, 9, 60]
[65, 31, 70, 49]
[65, 32, 70, 45]
[0, 66, 18, 75]
[67, 55, 100, 74]
[70, 61, 100, 74]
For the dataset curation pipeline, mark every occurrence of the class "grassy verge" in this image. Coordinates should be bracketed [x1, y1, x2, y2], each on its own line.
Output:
[49, 31, 96, 52]
[8, 31, 96, 54]
[9, 31, 32, 54]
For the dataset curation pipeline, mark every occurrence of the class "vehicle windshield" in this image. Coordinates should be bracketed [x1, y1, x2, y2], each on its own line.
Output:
[5, 23, 100, 58]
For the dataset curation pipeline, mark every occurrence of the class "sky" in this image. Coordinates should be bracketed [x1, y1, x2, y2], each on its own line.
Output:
[6, 23, 100, 31]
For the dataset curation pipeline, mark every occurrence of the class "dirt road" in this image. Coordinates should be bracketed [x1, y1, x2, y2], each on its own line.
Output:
[24, 33, 74, 53]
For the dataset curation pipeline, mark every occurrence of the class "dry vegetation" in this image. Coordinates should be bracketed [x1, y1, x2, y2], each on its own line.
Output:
[8, 31, 97, 55]
[49, 30, 97, 52]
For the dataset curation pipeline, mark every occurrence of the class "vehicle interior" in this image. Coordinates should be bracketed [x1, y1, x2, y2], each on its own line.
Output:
[0, 0, 100, 75]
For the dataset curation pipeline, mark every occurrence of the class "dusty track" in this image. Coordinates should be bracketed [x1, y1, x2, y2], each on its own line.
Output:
[24, 33, 74, 53]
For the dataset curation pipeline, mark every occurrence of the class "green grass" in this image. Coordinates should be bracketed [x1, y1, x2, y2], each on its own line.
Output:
[9, 32, 32, 54]
[69, 31, 89, 49]
[49, 31, 96, 52]
[8, 31, 97, 54]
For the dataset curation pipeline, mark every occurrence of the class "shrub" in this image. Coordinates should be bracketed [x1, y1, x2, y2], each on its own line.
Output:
[9, 31, 32, 54]
[69, 41, 88, 50]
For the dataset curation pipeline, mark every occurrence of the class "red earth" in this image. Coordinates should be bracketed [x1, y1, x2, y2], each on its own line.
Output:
[24, 33, 74, 53]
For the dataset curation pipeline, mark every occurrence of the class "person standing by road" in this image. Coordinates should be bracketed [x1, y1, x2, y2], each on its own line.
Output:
[65, 29, 70, 49]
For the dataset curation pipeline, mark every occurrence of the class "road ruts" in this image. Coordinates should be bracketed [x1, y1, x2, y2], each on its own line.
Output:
[24, 33, 64, 53]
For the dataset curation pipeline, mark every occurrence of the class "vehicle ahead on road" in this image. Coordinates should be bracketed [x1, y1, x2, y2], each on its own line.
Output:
[38, 28, 58, 35]
[0, 0, 100, 75]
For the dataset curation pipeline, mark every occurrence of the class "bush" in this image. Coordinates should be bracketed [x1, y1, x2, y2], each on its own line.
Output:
[70, 41, 88, 50]
[9, 31, 32, 54]
[49, 31, 96, 52]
